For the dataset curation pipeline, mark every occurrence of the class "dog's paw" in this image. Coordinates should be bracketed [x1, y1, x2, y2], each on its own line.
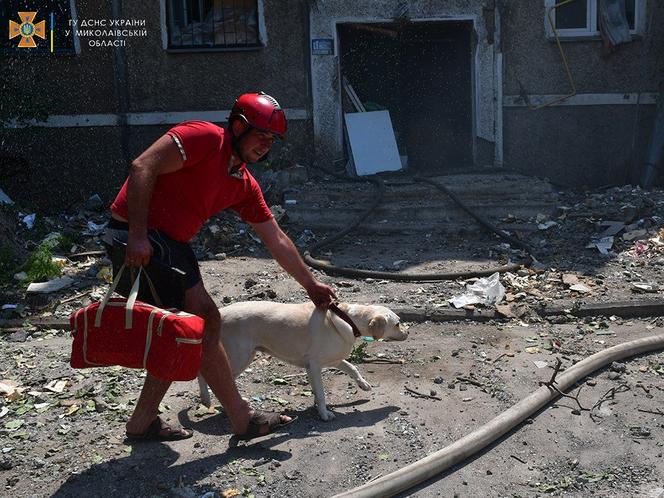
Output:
[319, 409, 336, 421]
[357, 379, 372, 391]
[200, 391, 212, 408]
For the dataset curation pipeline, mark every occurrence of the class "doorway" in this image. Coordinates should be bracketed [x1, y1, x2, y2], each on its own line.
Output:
[338, 20, 474, 172]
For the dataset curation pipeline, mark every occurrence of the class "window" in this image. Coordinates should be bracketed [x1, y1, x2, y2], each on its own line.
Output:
[1, 0, 78, 55]
[545, 0, 645, 39]
[166, 0, 261, 50]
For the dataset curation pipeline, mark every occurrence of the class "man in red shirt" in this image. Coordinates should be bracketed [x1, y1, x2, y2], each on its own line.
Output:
[105, 92, 336, 441]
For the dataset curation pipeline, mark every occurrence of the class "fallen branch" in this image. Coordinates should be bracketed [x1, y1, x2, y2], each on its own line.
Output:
[67, 250, 106, 259]
[404, 386, 441, 401]
[283, 372, 308, 379]
[637, 407, 664, 416]
[57, 290, 92, 305]
[492, 353, 509, 363]
[591, 384, 630, 414]
[456, 376, 484, 388]
[510, 455, 526, 464]
[363, 358, 404, 364]
[539, 357, 588, 412]
[0, 317, 69, 330]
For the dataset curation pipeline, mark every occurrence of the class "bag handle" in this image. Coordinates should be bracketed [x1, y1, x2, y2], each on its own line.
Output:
[95, 264, 163, 329]
[95, 263, 127, 327]
[129, 265, 162, 308]
[124, 266, 143, 329]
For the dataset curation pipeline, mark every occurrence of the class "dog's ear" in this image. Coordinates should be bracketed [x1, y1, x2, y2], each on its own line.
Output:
[369, 315, 387, 339]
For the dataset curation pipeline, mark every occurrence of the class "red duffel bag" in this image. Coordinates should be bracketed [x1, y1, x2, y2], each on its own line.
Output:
[70, 265, 204, 381]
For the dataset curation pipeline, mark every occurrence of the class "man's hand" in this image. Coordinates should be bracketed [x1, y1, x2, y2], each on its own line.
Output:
[125, 233, 153, 267]
[306, 281, 337, 309]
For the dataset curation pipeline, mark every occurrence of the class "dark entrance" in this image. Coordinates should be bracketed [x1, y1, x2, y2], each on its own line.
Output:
[338, 21, 474, 172]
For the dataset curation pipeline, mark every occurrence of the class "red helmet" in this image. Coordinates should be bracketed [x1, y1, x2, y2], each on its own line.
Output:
[229, 92, 287, 138]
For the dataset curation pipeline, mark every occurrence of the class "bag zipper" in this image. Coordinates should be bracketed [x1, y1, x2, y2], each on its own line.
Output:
[175, 337, 203, 345]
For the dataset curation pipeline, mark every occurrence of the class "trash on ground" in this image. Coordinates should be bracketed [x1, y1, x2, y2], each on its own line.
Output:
[21, 213, 36, 229]
[569, 283, 592, 294]
[0, 188, 13, 205]
[587, 236, 614, 255]
[598, 221, 625, 237]
[44, 380, 67, 393]
[631, 282, 660, 293]
[449, 272, 505, 308]
[83, 220, 107, 236]
[623, 229, 648, 241]
[537, 221, 557, 230]
[26, 277, 74, 294]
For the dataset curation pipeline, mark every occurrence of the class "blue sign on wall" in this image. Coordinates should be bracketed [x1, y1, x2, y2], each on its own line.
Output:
[312, 38, 334, 55]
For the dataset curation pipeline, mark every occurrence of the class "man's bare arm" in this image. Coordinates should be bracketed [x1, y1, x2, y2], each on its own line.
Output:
[250, 218, 336, 307]
[125, 134, 184, 266]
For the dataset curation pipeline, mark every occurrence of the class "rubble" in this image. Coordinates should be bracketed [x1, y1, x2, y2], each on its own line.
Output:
[0, 180, 663, 496]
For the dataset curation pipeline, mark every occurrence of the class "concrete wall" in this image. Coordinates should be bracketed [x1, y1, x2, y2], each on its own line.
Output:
[124, 0, 310, 112]
[2, 1, 117, 116]
[1, 0, 311, 211]
[501, 0, 664, 186]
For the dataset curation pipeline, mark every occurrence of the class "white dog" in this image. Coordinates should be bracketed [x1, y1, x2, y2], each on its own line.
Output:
[198, 301, 408, 421]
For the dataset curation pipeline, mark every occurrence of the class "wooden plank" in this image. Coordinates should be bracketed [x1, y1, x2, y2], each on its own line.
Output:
[342, 75, 366, 113]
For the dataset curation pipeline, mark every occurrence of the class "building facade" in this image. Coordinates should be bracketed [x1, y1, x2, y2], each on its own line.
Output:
[1, 0, 662, 210]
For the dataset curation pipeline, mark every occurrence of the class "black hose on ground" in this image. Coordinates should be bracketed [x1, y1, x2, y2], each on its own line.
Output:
[302, 166, 534, 281]
[414, 176, 535, 256]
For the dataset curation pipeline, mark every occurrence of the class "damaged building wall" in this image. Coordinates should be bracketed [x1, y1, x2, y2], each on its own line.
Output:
[308, 0, 498, 169]
[1, 1, 122, 210]
[4, 0, 663, 208]
[124, 1, 310, 113]
[501, 0, 664, 187]
[1, 0, 311, 211]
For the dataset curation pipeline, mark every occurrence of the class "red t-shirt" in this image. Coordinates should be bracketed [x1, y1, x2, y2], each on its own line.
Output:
[111, 121, 273, 242]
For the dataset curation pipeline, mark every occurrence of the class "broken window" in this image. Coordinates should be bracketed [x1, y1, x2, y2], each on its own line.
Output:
[166, 0, 261, 49]
[545, 0, 643, 39]
[555, 0, 591, 30]
[1, 0, 77, 55]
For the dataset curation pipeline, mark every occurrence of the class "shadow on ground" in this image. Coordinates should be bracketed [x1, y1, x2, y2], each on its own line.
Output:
[51, 404, 398, 497]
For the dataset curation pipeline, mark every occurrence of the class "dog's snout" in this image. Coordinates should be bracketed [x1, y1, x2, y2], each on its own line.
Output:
[387, 323, 408, 341]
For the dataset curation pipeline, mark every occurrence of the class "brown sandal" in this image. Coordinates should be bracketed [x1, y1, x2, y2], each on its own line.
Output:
[125, 417, 193, 442]
[229, 410, 297, 447]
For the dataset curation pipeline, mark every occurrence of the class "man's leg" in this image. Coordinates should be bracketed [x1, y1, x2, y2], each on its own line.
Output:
[184, 281, 290, 434]
[125, 375, 179, 436]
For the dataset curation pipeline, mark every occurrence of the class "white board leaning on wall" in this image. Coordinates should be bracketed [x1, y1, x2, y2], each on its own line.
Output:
[344, 110, 402, 176]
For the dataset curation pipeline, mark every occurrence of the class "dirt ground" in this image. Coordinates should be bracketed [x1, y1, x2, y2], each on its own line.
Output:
[2, 179, 664, 497]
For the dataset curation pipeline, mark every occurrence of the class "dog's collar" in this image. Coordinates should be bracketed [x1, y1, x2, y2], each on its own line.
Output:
[328, 303, 362, 338]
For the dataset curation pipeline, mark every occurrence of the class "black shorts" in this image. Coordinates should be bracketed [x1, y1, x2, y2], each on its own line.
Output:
[103, 218, 201, 309]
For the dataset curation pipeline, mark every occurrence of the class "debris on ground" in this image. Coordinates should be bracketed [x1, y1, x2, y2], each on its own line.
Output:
[1, 179, 664, 496]
[449, 272, 505, 308]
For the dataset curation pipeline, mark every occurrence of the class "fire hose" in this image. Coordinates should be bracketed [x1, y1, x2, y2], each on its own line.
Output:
[303, 169, 534, 281]
[332, 332, 664, 497]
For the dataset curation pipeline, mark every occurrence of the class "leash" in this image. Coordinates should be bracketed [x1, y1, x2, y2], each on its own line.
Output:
[328, 302, 362, 338]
